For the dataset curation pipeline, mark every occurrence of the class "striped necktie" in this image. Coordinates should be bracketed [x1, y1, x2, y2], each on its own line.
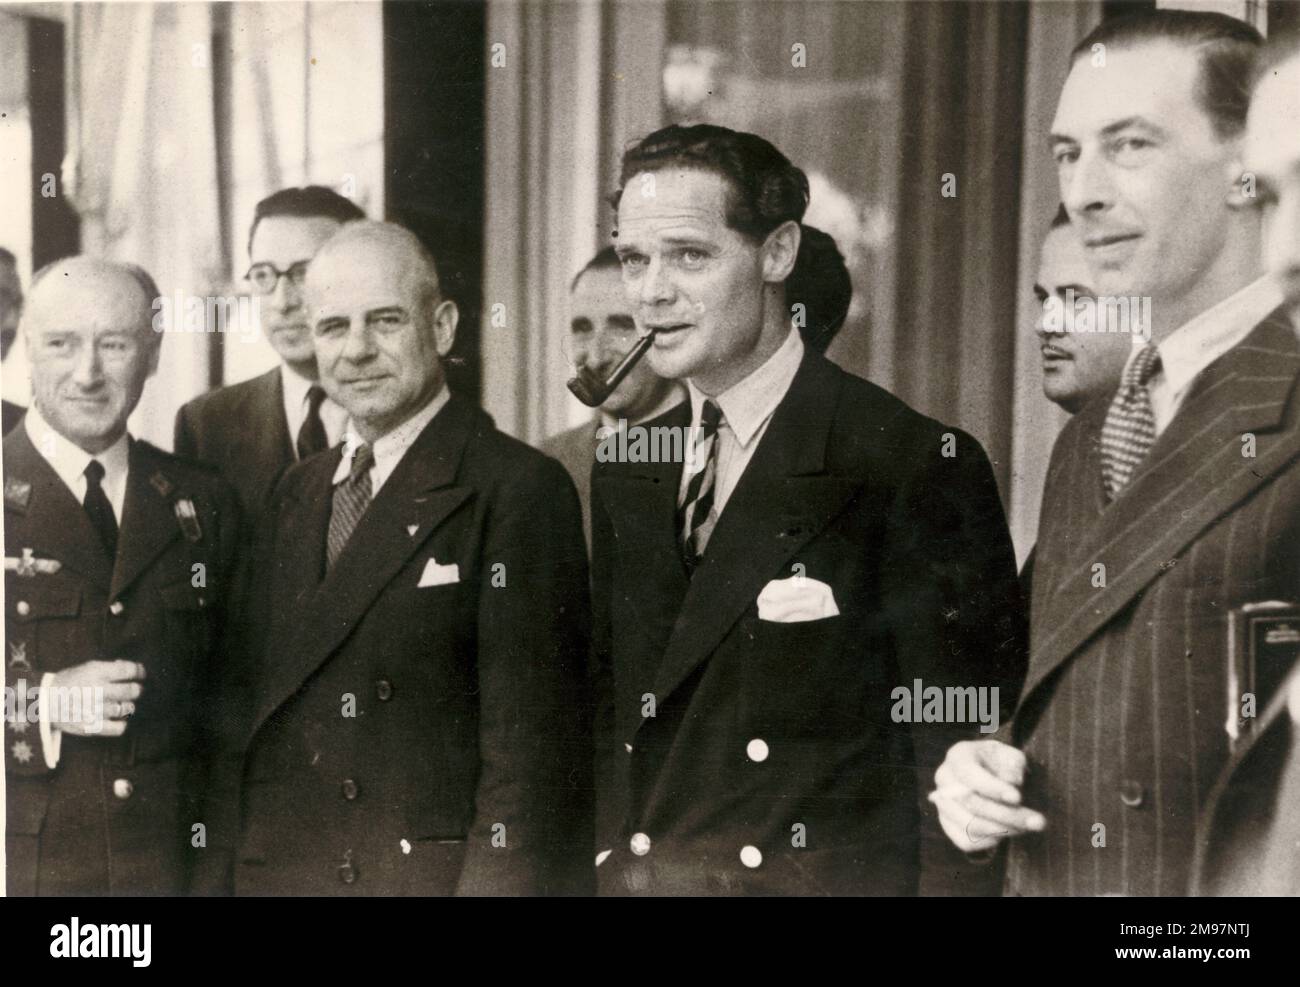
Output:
[1099, 343, 1162, 501]
[327, 443, 373, 568]
[677, 399, 723, 573]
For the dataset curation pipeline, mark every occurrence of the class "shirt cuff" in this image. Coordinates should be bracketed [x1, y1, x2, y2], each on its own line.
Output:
[38, 672, 63, 769]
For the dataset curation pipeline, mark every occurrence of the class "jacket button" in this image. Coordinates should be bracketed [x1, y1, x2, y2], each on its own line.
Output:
[376, 679, 393, 702]
[630, 832, 652, 856]
[109, 601, 125, 616]
[624, 742, 633, 754]
[341, 779, 359, 801]
[1119, 780, 1145, 808]
[746, 738, 769, 762]
[740, 845, 763, 868]
[15, 601, 30, 616]
[338, 859, 357, 884]
[112, 778, 134, 800]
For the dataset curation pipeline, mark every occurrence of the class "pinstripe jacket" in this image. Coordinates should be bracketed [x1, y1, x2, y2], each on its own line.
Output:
[1005, 309, 1300, 896]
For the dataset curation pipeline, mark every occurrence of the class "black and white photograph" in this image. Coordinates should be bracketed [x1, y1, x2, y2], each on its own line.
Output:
[1, 0, 1299, 963]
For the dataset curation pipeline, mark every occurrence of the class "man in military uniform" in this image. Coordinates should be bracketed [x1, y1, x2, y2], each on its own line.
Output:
[4, 257, 241, 895]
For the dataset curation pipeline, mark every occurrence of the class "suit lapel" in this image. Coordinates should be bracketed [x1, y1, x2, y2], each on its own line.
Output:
[3, 426, 114, 590]
[253, 397, 479, 732]
[111, 443, 183, 600]
[647, 352, 862, 713]
[597, 403, 692, 666]
[259, 367, 296, 467]
[1025, 311, 1300, 703]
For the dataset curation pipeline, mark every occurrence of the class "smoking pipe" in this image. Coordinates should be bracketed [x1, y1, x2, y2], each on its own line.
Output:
[566, 329, 658, 407]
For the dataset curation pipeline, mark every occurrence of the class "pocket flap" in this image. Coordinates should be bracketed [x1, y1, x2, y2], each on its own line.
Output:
[159, 580, 210, 612]
[11, 585, 81, 621]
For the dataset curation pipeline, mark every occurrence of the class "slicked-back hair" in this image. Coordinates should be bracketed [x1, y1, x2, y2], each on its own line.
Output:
[1070, 9, 1262, 140]
[613, 123, 851, 350]
[247, 185, 366, 256]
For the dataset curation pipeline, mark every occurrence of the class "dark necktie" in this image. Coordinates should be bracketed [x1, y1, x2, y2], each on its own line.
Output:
[327, 443, 373, 568]
[83, 459, 118, 558]
[677, 399, 723, 573]
[297, 384, 329, 460]
[1099, 343, 1162, 501]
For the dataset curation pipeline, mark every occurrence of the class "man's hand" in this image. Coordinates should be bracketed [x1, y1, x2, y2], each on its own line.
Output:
[45, 660, 146, 737]
[929, 739, 1046, 853]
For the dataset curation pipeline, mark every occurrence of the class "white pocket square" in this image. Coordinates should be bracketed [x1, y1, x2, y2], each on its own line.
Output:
[757, 574, 839, 622]
[417, 557, 460, 588]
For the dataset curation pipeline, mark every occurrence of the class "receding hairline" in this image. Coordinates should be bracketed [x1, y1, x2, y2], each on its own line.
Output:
[308, 222, 443, 297]
[26, 258, 159, 335]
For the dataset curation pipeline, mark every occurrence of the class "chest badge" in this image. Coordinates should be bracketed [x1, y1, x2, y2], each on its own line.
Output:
[173, 498, 203, 542]
[4, 477, 31, 510]
[4, 548, 62, 578]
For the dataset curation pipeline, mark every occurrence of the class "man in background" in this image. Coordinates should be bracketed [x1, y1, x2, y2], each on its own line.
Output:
[1, 246, 26, 433]
[1020, 207, 1133, 594]
[4, 257, 240, 894]
[1034, 206, 1132, 415]
[1194, 36, 1300, 897]
[544, 246, 683, 546]
[174, 186, 364, 520]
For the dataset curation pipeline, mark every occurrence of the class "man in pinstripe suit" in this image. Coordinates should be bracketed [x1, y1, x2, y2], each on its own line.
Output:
[932, 11, 1300, 896]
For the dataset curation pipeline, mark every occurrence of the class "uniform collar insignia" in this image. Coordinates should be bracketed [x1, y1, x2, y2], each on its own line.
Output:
[149, 471, 174, 498]
[4, 477, 31, 511]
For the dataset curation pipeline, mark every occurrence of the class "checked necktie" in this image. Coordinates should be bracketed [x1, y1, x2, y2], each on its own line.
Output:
[327, 442, 373, 569]
[297, 384, 329, 460]
[677, 399, 723, 573]
[82, 459, 118, 558]
[1099, 343, 1162, 501]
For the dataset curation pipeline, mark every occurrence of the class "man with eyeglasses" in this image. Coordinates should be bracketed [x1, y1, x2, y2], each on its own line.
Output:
[174, 187, 365, 521]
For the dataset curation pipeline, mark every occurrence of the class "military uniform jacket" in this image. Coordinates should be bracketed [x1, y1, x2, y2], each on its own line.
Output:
[590, 349, 1027, 896]
[234, 395, 593, 896]
[4, 425, 241, 895]
[1008, 310, 1300, 896]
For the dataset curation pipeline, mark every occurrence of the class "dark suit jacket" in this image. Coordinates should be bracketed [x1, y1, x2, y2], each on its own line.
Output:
[4, 426, 241, 895]
[3, 398, 24, 435]
[1007, 309, 1300, 896]
[1192, 661, 1300, 896]
[590, 349, 1026, 896]
[234, 395, 593, 896]
[174, 368, 294, 522]
[542, 418, 598, 551]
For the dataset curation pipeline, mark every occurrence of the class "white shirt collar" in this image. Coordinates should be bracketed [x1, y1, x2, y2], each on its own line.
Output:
[279, 362, 318, 410]
[687, 328, 805, 446]
[1146, 276, 1283, 397]
[281, 363, 348, 454]
[332, 383, 451, 495]
[24, 402, 131, 520]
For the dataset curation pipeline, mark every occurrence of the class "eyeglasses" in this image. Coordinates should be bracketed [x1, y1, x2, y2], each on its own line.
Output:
[244, 261, 310, 295]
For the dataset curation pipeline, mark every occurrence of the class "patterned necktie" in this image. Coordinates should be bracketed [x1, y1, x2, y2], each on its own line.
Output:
[327, 443, 373, 568]
[83, 459, 118, 558]
[1100, 343, 1162, 501]
[297, 384, 329, 460]
[677, 400, 723, 573]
